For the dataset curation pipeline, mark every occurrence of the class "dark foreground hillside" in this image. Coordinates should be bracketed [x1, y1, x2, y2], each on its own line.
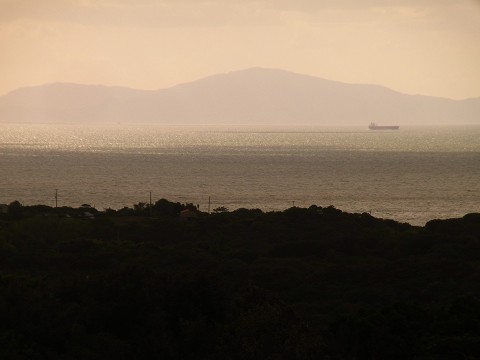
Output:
[1, 201, 480, 359]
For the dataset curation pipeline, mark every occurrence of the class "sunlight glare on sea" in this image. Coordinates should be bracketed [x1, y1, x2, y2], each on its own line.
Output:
[1, 124, 480, 153]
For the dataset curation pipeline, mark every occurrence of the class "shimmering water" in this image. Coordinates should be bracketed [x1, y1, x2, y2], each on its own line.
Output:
[1, 124, 479, 225]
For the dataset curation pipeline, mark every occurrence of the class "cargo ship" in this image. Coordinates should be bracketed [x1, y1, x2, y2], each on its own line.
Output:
[368, 122, 399, 130]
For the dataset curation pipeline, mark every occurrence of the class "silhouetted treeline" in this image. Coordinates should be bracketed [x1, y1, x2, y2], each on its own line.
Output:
[0, 200, 479, 359]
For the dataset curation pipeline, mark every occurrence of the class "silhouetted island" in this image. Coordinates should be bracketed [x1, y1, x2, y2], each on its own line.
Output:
[1, 68, 479, 125]
[1, 199, 479, 359]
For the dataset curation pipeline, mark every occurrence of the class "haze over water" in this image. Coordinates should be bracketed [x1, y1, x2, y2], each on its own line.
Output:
[1, 124, 479, 225]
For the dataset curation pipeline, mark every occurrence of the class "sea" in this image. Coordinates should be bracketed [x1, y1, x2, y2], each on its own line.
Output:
[1, 123, 479, 226]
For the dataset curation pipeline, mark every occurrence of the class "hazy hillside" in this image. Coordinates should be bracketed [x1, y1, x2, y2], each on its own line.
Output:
[0, 68, 478, 125]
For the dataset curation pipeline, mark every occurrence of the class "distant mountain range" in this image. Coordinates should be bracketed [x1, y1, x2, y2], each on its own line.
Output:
[0, 67, 479, 125]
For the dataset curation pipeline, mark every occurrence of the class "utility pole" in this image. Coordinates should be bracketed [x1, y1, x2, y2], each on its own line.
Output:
[149, 191, 152, 216]
[55, 189, 58, 208]
[208, 196, 211, 214]
[292, 200, 295, 207]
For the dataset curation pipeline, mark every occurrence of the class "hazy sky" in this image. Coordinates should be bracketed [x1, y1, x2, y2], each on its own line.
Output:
[1, 0, 479, 99]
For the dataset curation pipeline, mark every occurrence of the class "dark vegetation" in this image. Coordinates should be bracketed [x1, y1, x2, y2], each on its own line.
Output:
[1, 199, 480, 359]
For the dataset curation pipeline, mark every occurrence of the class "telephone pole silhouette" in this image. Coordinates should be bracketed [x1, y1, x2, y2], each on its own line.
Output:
[149, 191, 152, 216]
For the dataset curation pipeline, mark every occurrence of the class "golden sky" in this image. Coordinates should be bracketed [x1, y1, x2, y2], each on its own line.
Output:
[1, 0, 479, 99]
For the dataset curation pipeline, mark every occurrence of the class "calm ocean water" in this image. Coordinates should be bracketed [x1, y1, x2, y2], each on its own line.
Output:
[0, 124, 479, 225]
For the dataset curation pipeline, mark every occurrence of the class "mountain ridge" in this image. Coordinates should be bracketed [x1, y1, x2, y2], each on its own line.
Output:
[0, 68, 478, 125]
